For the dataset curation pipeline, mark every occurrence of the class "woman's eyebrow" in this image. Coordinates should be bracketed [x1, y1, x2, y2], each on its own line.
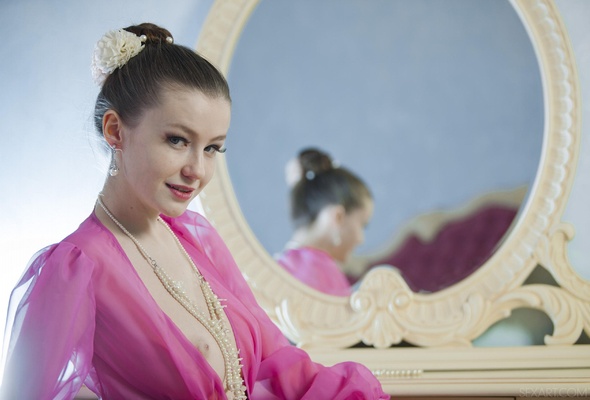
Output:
[209, 135, 227, 142]
[169, 122, 196, 135]
[168, 123, 226, 142]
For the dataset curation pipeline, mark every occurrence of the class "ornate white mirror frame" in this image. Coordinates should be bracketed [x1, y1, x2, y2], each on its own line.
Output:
[196, 0, 590, 395]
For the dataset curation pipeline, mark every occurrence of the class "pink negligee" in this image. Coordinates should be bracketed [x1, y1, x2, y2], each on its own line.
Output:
[1, 210, 388, 399]
[276, 247, 352, 297]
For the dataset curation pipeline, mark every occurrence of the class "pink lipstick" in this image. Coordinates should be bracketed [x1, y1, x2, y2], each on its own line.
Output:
[166, 183, 194, 201]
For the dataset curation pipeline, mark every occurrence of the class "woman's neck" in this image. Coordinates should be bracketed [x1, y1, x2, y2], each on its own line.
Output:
[96, 183, 160, 237]
[289, 228, 334, 257]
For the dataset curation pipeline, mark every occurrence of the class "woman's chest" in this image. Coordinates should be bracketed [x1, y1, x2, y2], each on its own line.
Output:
[93, 246, 247, 389]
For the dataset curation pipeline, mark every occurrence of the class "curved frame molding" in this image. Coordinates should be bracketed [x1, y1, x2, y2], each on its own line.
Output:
[196, 0, 590, 394]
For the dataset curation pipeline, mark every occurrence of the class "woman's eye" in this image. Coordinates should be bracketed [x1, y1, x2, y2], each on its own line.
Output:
[168, 136, 188, 146]
[205, 144, 227, 154]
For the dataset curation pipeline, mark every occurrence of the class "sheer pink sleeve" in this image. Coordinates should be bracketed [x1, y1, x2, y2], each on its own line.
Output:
[1, 243, 96, 400]
[174, 212, 389, 400]
[252, 345, 389, 399]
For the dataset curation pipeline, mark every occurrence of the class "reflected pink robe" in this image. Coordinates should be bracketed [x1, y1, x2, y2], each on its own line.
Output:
[276, 247, 352, 296]
[1, 210, 388, 400]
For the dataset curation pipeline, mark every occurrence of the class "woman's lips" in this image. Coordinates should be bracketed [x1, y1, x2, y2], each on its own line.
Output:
[166, 183, 194, 200]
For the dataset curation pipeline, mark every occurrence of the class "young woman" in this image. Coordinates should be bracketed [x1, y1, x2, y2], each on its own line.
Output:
[276, 148, 374, 296]
[0, 24, 388, 399]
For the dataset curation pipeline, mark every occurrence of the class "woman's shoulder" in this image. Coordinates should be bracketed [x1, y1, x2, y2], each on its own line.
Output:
[277, 246, 334, 265]
[15, 214, 107, 286]
[161, 209, 221, 249]
[164, 209, 213, 229]
[60, 212, 116, 251]
[30, 213, 117, 270]
[164, 210, 246, 279]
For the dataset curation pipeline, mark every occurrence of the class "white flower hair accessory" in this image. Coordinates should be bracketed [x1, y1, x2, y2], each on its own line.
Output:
[91, 29, 147, 85]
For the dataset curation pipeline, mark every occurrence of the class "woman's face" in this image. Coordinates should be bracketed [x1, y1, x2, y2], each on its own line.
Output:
[117, 87, 231, 218]
[333, 197, 374, 263]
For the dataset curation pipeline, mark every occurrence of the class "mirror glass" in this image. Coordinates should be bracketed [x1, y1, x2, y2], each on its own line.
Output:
[225, 0, 543, 293]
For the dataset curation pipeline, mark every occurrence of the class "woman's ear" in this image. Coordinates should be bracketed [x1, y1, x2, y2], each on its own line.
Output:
[318, 204, 346, 228]
[102, 110, 124, 148]
[330, 204, 346, 226]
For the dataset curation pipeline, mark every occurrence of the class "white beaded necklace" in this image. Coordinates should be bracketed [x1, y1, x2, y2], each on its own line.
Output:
[96, 196, 247, 399]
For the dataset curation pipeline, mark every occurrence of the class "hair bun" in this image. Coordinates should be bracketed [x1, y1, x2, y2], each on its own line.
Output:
[298, 148, 334, 178]
[124, 23, 173, 45]
[285, 147, 334, 188]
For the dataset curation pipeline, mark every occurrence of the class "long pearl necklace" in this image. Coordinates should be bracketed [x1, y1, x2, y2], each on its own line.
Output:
[96, 197, 247, 399]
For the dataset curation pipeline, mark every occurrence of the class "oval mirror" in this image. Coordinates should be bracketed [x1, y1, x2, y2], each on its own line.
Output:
[223, 0, 543, 294]
[196, 0, 583, 349]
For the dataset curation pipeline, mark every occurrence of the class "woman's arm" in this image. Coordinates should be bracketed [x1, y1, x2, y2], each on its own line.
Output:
[177, 211, 389, 400]
[1, 244, 96, 400]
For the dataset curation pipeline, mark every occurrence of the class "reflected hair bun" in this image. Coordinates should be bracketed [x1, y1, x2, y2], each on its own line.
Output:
[298, 148, 334, 180]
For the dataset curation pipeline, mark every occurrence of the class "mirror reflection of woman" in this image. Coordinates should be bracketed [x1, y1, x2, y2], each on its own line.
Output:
[0, 25, 388, 399]
[276, 148, 374, 296]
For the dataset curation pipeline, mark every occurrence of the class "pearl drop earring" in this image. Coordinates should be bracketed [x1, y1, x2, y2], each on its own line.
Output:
[109, 144, 119, 176]
[332, 230, 342, 246]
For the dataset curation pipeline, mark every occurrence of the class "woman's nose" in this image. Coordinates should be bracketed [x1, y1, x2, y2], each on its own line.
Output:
[182, 153, 205, 180]
[358, 231, 365, 246]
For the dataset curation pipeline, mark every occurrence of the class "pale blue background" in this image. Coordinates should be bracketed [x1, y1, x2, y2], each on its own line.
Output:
[226, 0, 543, 256]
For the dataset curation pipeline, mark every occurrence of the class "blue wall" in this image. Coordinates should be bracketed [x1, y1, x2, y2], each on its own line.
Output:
[225, 0, 543, 256]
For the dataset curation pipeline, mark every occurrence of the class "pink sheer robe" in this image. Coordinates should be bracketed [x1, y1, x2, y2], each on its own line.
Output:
[0, 210, 388, 399]
[275, 247, 352, 297]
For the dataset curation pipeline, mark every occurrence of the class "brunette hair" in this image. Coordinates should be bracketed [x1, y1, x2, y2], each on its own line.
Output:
[290, 148, 372, 229]
[93, 23, 230, 136]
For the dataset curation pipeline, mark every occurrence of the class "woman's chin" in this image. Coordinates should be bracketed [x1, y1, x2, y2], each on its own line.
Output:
[161, 206, 188, 218]
[333, 254, 348, 264]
